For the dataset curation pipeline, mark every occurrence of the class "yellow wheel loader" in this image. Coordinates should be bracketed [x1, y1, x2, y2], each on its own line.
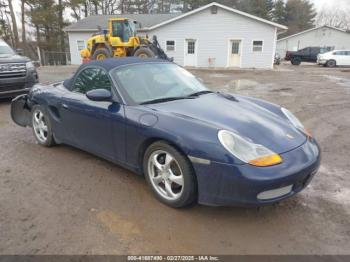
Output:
[80, 18, 172, 62]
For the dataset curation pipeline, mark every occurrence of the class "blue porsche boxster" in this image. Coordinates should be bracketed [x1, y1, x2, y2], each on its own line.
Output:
[11, 58, 321, 207]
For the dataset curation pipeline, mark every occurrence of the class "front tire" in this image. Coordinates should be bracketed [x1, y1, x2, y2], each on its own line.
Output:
[326, 59, 336, 68]
[143, 141, 197, 208]
[92, 48, 112, 60]
[31, 105, 55, 147]
[134, 47, 155, 58]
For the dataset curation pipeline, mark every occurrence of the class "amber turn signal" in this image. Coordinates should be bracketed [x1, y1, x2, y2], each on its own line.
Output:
[248, 154, 282, 167]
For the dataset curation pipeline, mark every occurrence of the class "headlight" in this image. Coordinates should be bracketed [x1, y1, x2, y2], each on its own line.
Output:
[26, 61, 35, 70]
[218, 130, 282, 167]
[281, 107, 312, 137]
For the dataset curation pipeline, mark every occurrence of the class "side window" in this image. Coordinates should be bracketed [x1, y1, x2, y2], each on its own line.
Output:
[252, 40, 263, 52]
[77, 40, 86, 51]
[299, 47, 310, 55]
[311, 47, 319, 54]
[334, 51, 345, 56]
[72, 68, 112, 94]
[166, 40, 175, 52]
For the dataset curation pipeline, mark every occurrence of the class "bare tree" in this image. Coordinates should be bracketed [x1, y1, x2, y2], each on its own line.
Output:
[58, 0, 65, 51]
[7, 0, 19, 47]
[0, 0, 12, 44]
[316, 7, 350, 31]
[21, 0, 26, 47]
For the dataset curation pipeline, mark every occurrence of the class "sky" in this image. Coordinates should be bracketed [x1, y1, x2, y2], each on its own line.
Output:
[11, 0, 350, 13]
[310, 0, 350, 10]
[9, 0, 350, 24]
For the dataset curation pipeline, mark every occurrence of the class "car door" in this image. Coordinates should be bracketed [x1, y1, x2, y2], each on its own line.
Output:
[333, 51, 346, 66]
[343, 51, 350, 66]
[60, 66, 126, 162]
[310, 47, 320, 62]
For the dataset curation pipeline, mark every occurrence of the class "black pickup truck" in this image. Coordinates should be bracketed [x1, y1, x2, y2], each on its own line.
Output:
[0, 40, 38, 98]
[285, 47, 330, 65]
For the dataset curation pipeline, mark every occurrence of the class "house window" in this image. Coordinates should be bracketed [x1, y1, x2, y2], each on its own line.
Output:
[187, 41, 195, 54]
[231, 41, 240, 54]
[252, 40, 263, 52]
[166, 40, 175, 52]
[77, 40, 86, 51]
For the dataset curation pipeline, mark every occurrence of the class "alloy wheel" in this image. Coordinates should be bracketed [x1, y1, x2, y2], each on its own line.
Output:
[147, 150, 184, 201]
[32, 109, 48, 143]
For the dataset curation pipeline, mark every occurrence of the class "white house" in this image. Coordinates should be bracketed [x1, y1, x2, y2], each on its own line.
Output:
[64, 2, 287, 68]
[277, 25, 350, 58]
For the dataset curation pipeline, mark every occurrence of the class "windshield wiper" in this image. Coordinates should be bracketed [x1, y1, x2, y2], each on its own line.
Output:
[186, 90, 214, 97]
[140, 96, 195, 105]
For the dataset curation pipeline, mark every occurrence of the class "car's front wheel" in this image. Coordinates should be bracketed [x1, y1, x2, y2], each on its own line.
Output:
[143, 141, 197, 208]
[31, 105, 55, 147]
[326, 59, 336, 68]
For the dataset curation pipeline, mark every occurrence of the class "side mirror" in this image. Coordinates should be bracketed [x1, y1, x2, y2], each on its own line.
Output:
[16, 48, 23, 55]
[86, 89, 112, 102]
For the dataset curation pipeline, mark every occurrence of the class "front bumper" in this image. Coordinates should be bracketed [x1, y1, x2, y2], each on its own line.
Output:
[317, 59, 327, 65]
[0, 69, 38, 98]
[192, 138, 321, 206]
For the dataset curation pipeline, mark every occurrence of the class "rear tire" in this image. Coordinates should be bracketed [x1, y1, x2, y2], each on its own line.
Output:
[92, 48, 112, 60]
[31, 105, 55, 147]
[134, 47, 155, 58]
[143, 141, 197, 208]
[291, 57, 301, 65]
[326, 59, 336, 68]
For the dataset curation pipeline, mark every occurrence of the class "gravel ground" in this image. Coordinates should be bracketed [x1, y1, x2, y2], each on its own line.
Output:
[0, 63, 349, 255]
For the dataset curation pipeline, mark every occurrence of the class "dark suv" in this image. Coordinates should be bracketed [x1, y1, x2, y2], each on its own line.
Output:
[0, 40, 38, 98]
[285, 47, 332, 65]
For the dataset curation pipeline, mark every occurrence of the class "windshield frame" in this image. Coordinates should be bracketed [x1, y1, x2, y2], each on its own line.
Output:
[109, 62, 209, 106]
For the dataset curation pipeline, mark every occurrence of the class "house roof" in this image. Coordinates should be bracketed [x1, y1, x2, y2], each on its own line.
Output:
[64, 2, 287, 33]
[64, 13, 181, 32]
[148, 2, 287, 31]
[277, 25, 349, 42]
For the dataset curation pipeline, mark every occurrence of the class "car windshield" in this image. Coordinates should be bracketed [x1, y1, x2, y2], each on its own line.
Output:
[0, 43, 15, 57]
[111, 63, 209, 104]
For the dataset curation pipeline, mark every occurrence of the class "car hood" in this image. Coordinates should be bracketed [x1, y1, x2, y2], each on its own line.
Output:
[0, 54, 30, 63]
[146, 93, 306, 154]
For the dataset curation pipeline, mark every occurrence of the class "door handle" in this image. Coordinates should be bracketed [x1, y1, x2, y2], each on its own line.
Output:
[62, 103, 69, 109]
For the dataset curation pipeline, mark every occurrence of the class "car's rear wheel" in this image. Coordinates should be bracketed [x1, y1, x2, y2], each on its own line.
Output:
[143, 141, 197, 208]
[326, 59, 336, 68]
[31, 105, 55, 147]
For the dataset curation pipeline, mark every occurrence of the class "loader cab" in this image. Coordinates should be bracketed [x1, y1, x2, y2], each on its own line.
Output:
[110, 19, 136, 43]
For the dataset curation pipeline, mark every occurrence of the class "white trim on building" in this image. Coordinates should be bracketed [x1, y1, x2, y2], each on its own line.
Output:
[147, 2, 287, 31]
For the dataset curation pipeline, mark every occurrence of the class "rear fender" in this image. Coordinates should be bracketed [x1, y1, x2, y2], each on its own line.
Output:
[11, 94, 31, 127]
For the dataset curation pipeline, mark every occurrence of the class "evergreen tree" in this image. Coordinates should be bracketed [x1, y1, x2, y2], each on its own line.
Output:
[237, 0, 274, 20]
[284, 0, 316, 35]
[271, 0, 286, 24]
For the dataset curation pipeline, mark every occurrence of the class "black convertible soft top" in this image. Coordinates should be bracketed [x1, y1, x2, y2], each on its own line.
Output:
[63, 57, 170, 89]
